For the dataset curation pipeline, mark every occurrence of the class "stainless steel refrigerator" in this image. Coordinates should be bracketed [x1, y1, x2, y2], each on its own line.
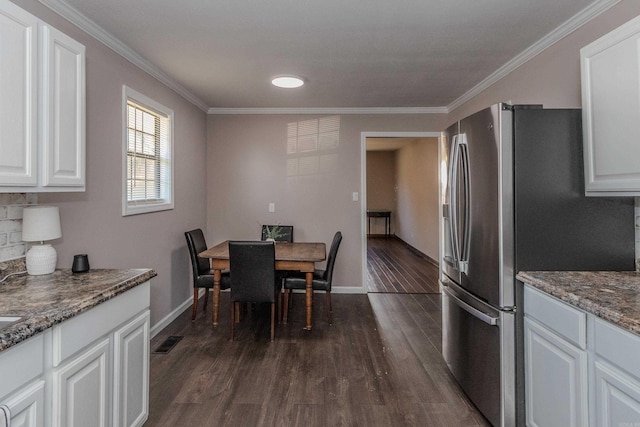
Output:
[440, 103, 635, 426]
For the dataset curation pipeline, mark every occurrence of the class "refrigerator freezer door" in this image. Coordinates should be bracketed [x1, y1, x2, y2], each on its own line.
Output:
[442, 278, 516, 427]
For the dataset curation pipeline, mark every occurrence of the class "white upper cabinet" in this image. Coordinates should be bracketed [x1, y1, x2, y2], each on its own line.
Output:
[0, 0, 85, 192]
[0, 1, 38, 186]
[581, 15, 640, 196]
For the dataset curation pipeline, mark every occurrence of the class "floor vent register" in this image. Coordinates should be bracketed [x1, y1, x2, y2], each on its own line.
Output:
[152, 335, 183, 354]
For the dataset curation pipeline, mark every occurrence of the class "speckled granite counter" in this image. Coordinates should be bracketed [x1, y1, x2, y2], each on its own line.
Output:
[0, 268, 156, 352]
[517, 271, 640, 336]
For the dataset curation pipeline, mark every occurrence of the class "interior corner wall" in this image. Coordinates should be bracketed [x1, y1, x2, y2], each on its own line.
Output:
[366, 151, 396, 235]
[449, 0, 640, 121]
[394, 138, 439, 260]
[14, 0, 209, 328]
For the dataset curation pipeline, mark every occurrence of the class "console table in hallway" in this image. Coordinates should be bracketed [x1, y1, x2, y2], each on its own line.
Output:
[367, 209, 391, 237]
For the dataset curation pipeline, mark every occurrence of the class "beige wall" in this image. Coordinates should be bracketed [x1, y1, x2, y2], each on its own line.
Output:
[449, 0, 640, 121]
[14, 0, 209, 328]
[366, 151, 396, 235]
[395, 138, 439, 259]
[207, 114, 448, 289]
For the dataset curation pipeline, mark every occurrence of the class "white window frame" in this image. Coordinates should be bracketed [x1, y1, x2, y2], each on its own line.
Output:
[122, 86, 174, 216]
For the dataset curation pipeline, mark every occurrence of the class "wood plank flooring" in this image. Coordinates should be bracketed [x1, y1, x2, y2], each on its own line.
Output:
[366, 237, 440, 294]
[145, 291, 490, 426]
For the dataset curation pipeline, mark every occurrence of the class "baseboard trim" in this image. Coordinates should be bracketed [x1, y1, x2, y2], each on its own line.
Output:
[149, 289, 201, 338]
[286, 286, 366, 295]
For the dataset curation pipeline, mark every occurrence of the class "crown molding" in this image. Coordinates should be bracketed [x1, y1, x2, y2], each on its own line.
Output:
[38, 0, 209, 112]
[447, 0, 622, 112]
[207, 106, 448, 115]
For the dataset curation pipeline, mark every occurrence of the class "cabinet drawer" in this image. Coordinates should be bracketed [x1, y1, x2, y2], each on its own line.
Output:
[594, 317, 640, 381]
[52, 281, 150, 366]
[524, 285, 586, 349]
[0, 333, 44, 399]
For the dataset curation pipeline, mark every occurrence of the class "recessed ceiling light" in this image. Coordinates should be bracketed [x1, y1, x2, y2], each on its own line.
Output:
[271, 75, 304, 88]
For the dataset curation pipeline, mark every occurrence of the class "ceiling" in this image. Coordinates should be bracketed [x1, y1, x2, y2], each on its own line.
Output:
[44, 0, 607, 111]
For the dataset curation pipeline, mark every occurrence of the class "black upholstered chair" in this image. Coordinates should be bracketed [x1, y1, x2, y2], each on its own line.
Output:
[283, 231, 342, 324]
[261, 224, 294, 242]
[229, 241, 279, 341]
[185, 229, 230, 322]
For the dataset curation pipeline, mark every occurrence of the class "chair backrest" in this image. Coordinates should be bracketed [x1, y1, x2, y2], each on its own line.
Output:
[229, 241, 277, 303]
[322, 231, 343, 285]
[261, 225, 294, 242]
[185, 229, 210, 281]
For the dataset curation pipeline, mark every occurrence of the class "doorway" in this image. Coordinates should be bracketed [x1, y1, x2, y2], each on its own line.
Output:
[361, 132, 441, 294]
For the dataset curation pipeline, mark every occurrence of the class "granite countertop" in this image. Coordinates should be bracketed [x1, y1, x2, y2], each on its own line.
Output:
[0, 268, 157, 352]
[517, 271, 640, 336]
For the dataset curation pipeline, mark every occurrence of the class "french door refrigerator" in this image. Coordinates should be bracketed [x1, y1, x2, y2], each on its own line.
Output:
[440, 103, 635, 426]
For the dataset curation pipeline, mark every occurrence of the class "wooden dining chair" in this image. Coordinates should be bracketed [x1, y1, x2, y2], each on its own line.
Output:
[229, 241, 279, 341]
[185, 229, 230, 322]
[282, 231, 342, 324]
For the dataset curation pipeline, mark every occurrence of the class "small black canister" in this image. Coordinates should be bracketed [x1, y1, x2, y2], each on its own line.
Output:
[72, 254, 90, 273]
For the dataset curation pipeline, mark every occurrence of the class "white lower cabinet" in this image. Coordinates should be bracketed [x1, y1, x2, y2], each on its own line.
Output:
[0, 281, 150, 427]
[524, 284, 640, 426]
[2, 380, 45, 427]
[53, 338, 110, 427]
[524, 317, 588, 427]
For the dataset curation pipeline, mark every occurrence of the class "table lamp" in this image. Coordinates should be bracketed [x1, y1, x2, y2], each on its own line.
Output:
[22, 205, 62, 275]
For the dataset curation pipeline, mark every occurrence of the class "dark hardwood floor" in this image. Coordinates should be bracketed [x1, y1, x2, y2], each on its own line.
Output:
[145, 291, 489, 426]
[366, 236, 439, 293]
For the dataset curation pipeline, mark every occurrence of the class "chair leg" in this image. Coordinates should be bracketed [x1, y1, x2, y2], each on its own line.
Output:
[230, 302, 236, 341]
[191, 289, 199, 321]
[270, 302, 275, 341]
[326, 291, 332, 324]
[283, 289, 290, 323]
[203, 289, 209, 312]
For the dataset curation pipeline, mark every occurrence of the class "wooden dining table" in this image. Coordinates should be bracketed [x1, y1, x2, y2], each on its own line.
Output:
[199, 240, 326, 331]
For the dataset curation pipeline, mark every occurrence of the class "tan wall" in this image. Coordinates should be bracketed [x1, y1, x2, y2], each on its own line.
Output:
[14, 0, 209, 327]
[207, 114, 448, 289]
[366, 151, 396, 235]
[449, 0, 640, 121]
[395, 138, 439, 259]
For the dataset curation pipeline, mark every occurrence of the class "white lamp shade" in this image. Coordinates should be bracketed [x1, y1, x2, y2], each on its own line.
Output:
[22, 206, 62, 242]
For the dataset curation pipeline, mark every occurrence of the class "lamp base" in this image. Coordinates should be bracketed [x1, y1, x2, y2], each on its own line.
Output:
[26, 244, 57, 275]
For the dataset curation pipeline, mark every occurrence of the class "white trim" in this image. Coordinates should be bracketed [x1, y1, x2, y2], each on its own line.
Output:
[149, 291, 195, 338]
[447, 0, 623, 112]
[122, 85, 175, 216]
[207, 106, 448, 115]
[39, 0, 621, 115]
[38, 0, 209, 112]
[288, 287, 367, 294]
[360, 131, 441, 293]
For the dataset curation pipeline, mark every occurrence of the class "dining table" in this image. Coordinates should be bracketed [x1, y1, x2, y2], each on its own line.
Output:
[199, 240, 326, 331]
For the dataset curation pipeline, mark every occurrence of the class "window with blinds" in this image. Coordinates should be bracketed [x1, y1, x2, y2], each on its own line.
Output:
[122, 86, 173, 216]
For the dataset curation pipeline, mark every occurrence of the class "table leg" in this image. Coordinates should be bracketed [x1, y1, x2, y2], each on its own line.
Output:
[212, 269, 221, 327]
[305, 271, 313, 330]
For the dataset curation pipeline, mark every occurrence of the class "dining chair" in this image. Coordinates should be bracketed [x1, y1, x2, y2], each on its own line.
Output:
[261, 224, 294, 242]
[282, 231, 342, 324]
[229, 241, 279, 341]
[185, 229, 230, 321]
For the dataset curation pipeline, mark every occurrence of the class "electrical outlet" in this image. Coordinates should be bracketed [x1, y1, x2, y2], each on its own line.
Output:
[268, 203, 275, 213]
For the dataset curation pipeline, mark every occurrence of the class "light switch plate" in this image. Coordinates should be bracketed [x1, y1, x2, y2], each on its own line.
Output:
[268, 203, 275, 212]
[352, 192, 359, 201]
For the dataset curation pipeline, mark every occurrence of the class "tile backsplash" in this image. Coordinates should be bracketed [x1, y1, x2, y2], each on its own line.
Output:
[0, 193, 37, 263]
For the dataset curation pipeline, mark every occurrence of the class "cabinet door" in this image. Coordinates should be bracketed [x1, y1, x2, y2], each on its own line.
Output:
[52, 338, 110, 427]
[594, 360, 640, 426]
[40, 24, 85, 188]
[524, 317, 589, 427]
[0, 0, 38, 186]
[581, 15, 640, 196]
[2, 380, 45, 427]
[113, 311, 149, 427]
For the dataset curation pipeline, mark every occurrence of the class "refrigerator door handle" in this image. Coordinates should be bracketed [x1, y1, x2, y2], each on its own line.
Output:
[458, 134, 471, 273]
[442, 284, 499, 326]
[447, 134, 461, 265]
